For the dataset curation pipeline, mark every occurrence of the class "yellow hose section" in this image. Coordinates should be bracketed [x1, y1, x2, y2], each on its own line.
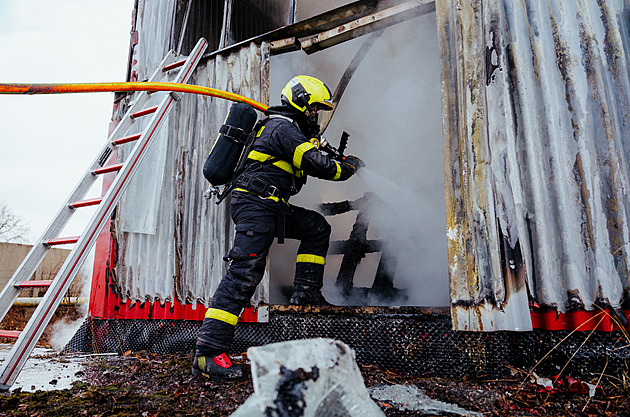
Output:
[0, 82, 269, 112]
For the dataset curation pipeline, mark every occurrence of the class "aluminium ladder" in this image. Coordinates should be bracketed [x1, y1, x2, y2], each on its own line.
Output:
[0, 38, 208, 391]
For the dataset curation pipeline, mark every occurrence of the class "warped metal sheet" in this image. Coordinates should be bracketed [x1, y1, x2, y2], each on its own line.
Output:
[173, 42, 270, 308]
[437, 0, 630, 330]
[115, 25, 269, 306]
[133, 0, 178, 79]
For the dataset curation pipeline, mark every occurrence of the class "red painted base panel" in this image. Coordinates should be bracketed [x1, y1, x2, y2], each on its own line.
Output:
[530, 309, 630, 331]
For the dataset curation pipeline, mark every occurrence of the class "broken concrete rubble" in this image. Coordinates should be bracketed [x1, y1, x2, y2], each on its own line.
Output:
[231, 338, 384, 417]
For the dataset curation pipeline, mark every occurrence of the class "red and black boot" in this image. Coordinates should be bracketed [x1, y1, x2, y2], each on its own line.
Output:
[192, 352, 243, 380]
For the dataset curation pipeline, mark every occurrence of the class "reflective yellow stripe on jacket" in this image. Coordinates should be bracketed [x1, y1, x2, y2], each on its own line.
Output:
[293, 142, 315, 169]
[205, 308, 239, 326]
[247, 150, 294, 175]
[296, 254, 326, 265]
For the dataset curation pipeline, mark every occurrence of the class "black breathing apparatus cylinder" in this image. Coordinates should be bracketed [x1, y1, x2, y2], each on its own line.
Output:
[203, 102, 258, 186]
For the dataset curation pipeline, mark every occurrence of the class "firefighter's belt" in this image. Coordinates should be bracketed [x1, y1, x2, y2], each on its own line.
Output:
[234, 173, 289, 244]
[234, 173, 289, 202]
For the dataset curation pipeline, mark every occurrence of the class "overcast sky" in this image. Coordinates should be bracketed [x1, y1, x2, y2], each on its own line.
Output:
[0, 0, 135, 243]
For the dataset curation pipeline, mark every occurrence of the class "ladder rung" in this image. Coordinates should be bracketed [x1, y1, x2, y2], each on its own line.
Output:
[0, 330, 21, 339]
[112, 133, 142, 146]
[44, 236, 79, 246]
[93, 163, 123, 175]
[131, 106, 158, 118]
[70, 197, 103, 208]
[15, 280, 53, 288]
[162, 59, 186, 72]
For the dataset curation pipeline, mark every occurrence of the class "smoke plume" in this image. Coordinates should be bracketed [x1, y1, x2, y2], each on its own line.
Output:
[268, 11, 448, 306]
[49, 253, 93, 352]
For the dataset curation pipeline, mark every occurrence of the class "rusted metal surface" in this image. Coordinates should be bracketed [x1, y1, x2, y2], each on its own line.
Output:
[269, 37, 300, 55]
[277, 1, 381, 39]
[300, 0, 435, 54]
[437, 0, 630, 330]
[271, 304, 451, 316]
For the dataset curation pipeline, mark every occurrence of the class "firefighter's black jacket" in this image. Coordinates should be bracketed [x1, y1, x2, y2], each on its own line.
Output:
[237, 105, 355, 200]
[196, 105, 354, 355]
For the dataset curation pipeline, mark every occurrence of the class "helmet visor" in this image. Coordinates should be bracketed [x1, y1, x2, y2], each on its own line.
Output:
[311, 101, 333, 111]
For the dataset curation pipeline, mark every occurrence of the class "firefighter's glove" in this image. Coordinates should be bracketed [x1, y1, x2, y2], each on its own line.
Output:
[343, 155, 365, 174]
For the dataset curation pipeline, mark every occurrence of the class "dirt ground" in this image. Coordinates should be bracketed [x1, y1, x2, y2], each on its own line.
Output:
[0, 349, 629, 417]
[2, 307, 630, 416]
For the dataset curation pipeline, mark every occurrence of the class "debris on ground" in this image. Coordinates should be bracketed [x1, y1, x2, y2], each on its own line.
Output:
[369, 384, 481, 416]
[1, 347, 629, 416]
[233, 338, 384, 416]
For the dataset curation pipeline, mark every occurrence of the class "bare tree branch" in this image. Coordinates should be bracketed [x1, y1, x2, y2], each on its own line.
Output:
[0, 201, 30, 243]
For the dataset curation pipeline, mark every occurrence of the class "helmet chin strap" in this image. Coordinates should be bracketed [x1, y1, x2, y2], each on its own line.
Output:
[304, 110, 321, 137]
[304, 106, 316, 119]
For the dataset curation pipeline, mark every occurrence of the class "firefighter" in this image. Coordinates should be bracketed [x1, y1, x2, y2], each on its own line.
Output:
[192, 75, 364, 380]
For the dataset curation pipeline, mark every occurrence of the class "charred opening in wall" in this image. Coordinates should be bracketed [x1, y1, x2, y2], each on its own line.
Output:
[267, 2, 448, 307]
[173, 0, 291, 54]
[174, 0, 225, 54]
[322, 193, 404, 303]
[230, 0, 290, 43]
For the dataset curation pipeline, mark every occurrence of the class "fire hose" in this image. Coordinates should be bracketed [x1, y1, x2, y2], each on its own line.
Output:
[0, 81, 355, 169]
[0, 82, 269, 112]
[0, 81, 351, 161]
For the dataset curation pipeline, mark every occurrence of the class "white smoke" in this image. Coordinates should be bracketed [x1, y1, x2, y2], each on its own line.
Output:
[296, 0, 357, 21]
[48, 251, 93, 352]
[268, 11, 449, 306]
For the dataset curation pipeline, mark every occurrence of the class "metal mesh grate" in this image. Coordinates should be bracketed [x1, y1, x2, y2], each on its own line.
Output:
[65, 309, 630, 378]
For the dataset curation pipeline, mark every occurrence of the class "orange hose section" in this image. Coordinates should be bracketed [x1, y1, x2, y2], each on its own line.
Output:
[0, 82, 269, 112]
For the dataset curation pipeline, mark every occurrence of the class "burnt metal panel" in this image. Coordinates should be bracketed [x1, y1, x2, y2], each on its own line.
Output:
[205, 0, 420, 58]
[132, 0, 177, 78]
[437, 0, 630, 330]
[300, 0, 435, 54]
[175, 42, 270, 307]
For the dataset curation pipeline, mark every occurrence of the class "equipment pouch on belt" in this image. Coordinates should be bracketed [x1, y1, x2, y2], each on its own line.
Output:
[235, 172, 283, 199]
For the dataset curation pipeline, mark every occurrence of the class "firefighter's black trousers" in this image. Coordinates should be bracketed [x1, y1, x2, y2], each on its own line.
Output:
[196, 191, 331, 354]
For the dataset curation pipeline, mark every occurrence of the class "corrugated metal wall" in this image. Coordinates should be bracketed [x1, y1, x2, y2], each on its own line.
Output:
[109, 0, 630, 331]
[438, 0, 630, 330]
[114, 1, 270, 309]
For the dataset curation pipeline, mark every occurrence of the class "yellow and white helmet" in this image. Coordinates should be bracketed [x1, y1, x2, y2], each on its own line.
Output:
[281, 75, 333, 113]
